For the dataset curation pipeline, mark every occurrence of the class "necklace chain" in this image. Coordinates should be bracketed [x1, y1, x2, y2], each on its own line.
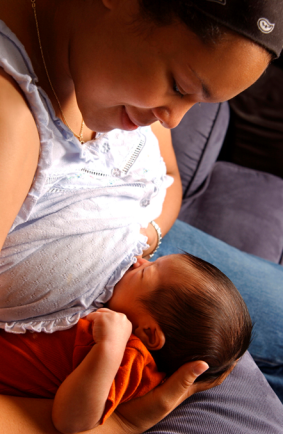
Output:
[31, 0, 85, 144]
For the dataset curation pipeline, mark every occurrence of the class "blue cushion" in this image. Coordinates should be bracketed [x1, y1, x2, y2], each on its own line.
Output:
[171, 102, 229, 202]
[178, 162, 283, 263]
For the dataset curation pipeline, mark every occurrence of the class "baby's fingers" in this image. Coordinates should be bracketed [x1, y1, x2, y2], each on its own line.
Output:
[85, 308, 112, 320]
[85, 308, 115, 324]
[85, 309, 132, 344]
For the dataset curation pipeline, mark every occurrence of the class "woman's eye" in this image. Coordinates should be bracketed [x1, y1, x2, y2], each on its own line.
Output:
[173, 82, 184, 98]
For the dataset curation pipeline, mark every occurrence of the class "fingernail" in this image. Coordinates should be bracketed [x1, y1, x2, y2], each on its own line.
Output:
[194, 362, 209, 377]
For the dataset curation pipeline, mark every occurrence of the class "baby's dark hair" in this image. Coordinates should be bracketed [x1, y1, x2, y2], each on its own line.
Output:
[138, 253, 252, 382]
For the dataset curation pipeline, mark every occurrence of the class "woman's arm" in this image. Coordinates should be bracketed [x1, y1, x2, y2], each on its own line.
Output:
[0, 359, 214, 434]
[0, 68, 40, 251]
[52, 309, 132, 434]
[142, 122, 182, 257]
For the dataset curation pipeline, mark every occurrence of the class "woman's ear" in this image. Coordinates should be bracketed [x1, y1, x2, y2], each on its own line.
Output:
[134, 323, 165, 350]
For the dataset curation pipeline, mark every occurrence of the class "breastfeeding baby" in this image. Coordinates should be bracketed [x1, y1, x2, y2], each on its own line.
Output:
[0, 252, 251, 434]
[0, 126, 251, 433]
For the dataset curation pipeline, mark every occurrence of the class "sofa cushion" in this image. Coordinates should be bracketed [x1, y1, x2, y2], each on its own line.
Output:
[147, 352, 283, 434]
[171, 102, 229, 202]
[178, 161, 283, 263]
[223, 59, 283, 178]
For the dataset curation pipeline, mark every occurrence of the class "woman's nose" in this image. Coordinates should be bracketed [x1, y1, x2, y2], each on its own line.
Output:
[152, 102, 195, 129]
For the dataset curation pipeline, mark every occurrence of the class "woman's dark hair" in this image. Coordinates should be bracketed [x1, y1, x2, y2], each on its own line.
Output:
[138, 0, 228, 44]
[138, 1, 274, 59]
[138, 253, 252, 382]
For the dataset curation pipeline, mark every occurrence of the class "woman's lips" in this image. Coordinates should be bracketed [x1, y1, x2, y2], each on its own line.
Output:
[121, 106, 138, 131]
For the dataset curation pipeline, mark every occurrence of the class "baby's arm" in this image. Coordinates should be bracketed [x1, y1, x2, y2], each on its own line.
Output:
[52, 309, 132, 434]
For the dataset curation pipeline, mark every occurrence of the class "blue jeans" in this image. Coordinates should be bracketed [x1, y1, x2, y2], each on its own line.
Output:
[152, 220, 283, 402]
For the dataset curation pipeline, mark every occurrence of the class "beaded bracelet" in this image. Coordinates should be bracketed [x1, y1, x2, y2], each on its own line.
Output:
[149, 220, 162, 258]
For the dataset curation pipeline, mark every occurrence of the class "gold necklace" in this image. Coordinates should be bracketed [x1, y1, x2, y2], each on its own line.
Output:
[31, 0, 85, 144]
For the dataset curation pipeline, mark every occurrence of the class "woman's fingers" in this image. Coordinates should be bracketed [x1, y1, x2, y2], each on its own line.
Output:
[115, 361, 209, 433]
[149, 361, 210, 411]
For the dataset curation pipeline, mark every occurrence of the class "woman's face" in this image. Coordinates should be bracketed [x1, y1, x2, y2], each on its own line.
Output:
[69, 0, 270, 133]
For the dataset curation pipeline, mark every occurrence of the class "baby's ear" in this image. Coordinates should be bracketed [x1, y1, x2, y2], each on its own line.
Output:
[134, 324, 165, 351]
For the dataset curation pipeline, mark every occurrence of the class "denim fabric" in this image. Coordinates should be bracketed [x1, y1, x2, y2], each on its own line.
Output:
[152, 220, 283, 402]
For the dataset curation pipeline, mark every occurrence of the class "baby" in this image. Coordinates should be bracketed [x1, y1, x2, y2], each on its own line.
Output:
[0, 253, 252, 434]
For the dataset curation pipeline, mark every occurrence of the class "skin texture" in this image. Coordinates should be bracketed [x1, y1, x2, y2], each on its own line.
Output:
[0, 0, 270, 432]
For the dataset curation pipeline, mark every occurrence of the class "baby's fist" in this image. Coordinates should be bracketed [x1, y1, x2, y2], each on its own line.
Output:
[86, 308, 132, 347]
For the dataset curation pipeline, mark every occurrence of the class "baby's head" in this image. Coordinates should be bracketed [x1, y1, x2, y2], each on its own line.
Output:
[107, 253, 252, 382]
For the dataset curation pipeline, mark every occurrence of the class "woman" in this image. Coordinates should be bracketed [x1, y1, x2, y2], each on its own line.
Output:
[0, 0, 274, 252]
[0, 0, 282, 433]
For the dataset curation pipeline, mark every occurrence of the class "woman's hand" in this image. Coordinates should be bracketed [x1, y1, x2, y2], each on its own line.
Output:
[112, 361, 209, 433]
[109, 361, 233, 434]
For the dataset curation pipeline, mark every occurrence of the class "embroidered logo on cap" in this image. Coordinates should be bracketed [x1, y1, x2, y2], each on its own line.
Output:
[257, 18, 275, 34]
[206, 0, 226, 4]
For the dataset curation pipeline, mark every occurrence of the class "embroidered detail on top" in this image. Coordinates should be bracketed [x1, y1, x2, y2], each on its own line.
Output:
[101, 142, 110, 153]
[48, 182, 146, 193]
[111, 168, 122, 177]
[140, 198, 150, 207]
[46, 173, 68, 182]
[122, 138, 145, 174]
[81, 168, 109, 177]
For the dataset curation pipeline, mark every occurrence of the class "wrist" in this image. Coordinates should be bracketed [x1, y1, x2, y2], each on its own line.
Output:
[95, 338, 128, 360]
[148, 221, 162, 258]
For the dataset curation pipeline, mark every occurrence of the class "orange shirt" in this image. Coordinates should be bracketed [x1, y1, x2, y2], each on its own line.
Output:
[0, 319, 165, 423]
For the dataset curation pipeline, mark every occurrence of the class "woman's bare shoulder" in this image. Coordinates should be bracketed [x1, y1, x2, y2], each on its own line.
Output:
[0, 67, 40, 251]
